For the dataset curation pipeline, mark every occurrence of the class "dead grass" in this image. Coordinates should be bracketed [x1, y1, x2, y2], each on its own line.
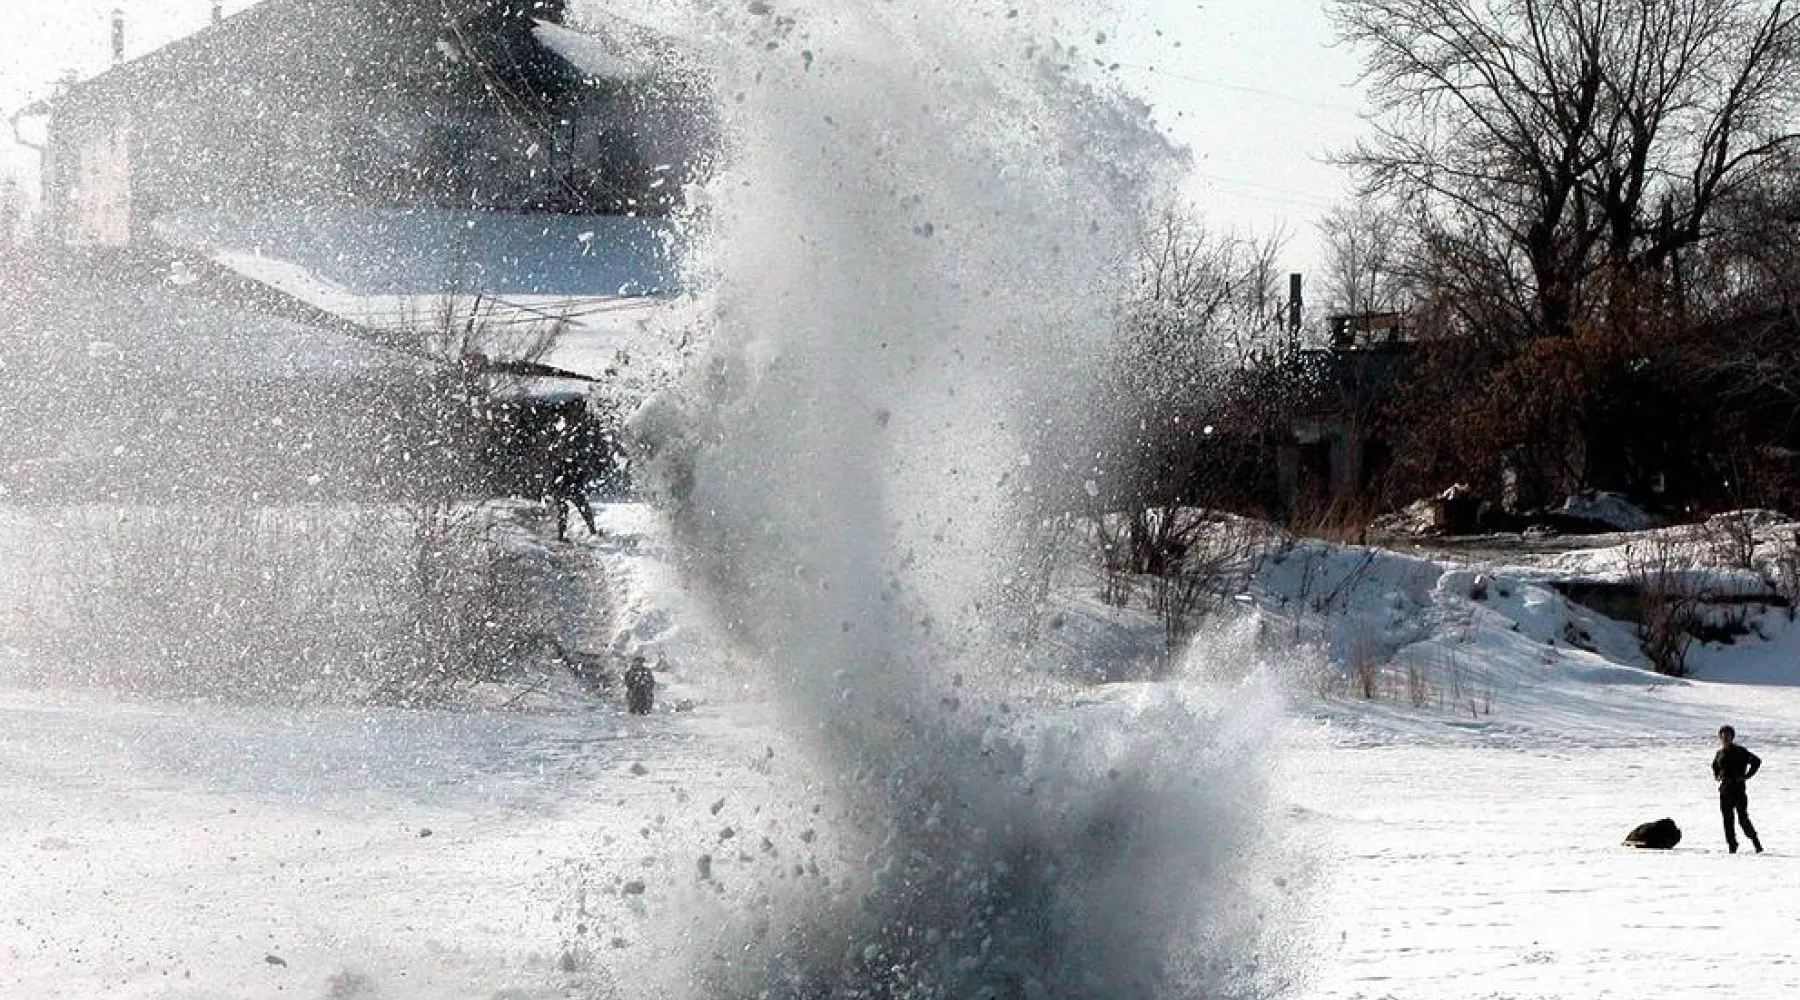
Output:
[1286, 495, 1383, 545]
[1405, 660, 1431, 708]
[1315, 642, 1495, 719]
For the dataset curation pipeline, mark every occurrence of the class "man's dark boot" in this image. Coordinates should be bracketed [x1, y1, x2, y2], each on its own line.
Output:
[1729, 842, 1739, 854]
[1754, 838, 1764, 854]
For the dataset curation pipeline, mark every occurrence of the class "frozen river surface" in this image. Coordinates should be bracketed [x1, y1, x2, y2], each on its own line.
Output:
[8, 677, 1800, 999]
[1293, 738, 1800, 999]
[0, 686, 771, 999]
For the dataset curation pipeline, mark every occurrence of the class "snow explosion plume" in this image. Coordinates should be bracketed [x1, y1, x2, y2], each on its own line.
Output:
[622, 1, 1306, 997]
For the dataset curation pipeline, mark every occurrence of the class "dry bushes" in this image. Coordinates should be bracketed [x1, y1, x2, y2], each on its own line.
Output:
[1093, 508, 1279, 654]
[3, 502, 569, 705]
[1767, 529, 1800, 618]
[1350, 639, 1382, 700]
[1623, 533, 1707, 677]
[1314, 643, 1494, 718]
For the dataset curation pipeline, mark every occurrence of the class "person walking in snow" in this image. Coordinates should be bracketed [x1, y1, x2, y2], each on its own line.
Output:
[623, 656, 655, 715]
[544, 398, 601, 541]
[1714, 725, 1764, 854]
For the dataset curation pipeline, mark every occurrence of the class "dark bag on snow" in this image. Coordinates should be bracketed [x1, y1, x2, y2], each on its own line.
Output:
[1623, 817, 1682, 849]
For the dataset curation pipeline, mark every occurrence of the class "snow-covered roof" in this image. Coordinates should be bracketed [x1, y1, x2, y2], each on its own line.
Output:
[154, 206, 691, 381]
[3, 249, 432, 385]
[156, 208, 678, 298]
[100, 293, 431, 383]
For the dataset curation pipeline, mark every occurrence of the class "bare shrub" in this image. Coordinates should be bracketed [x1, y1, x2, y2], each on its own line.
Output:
[1769, 529, 1800, 619]
[1083, 209, 1292, 584]
[1155, 569, 1210, 652]
[1626, 534, 1704, 677]
[411, 293, 569, 372]
[1094, 506, 1198, 580]
[1100, 568, 1134, 609]
[372, 499, 562, 705]
[1315, 661, 1348, 699]
[1003, 510, 1079, 646]
[1404, 660, 1430, 708]
[27, 505, 386, 698]
[1701, 511, 1761, 571]
[1137, 512, 1279, 653]
[1350, 641, 1381, 699]
[1090, 511, 1140, 608]
[1086, 503, 1282, 659]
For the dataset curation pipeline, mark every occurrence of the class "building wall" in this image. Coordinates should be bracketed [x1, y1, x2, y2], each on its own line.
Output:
[124, 71, 666, 215]
[49, 112, 135, 247]
[41, 3, 683, 247]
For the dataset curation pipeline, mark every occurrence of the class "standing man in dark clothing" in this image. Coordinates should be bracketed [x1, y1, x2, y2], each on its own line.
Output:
[623, 656, 655, 715]
[545, 398, 601, 541]
[1713, 725, 1763, 854]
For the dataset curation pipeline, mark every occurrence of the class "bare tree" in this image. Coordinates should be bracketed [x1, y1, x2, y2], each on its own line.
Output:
[1124, 211, 1290, 368]
[1332, 0, 1800, 346]
[1681, 157, 1800, 429]
[1086, 210, 1288, 601]
[1097, 210, 1288, 509]
[1318, 198, 1412, 318]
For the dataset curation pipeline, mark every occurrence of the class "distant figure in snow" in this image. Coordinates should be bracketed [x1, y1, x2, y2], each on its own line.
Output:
[624, 656, 655, 715]
[1714, 725, 1763, 854]
[545, 399, 601, 541]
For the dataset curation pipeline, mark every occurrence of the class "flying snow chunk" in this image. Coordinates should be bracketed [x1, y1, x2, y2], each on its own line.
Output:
[533, 20, 646, 81]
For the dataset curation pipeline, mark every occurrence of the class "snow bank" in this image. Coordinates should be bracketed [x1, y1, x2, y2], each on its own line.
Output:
[1555, 489, 1665, 531]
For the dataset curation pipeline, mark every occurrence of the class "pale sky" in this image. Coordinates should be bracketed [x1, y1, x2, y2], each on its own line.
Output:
[0, 0, 1368, 277]
[1119, 0, 1366, 275]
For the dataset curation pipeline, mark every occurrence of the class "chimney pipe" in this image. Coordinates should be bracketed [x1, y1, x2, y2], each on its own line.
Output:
[212, 1, 223, 24]
[1287, 272, 1303, 334]
[111, 8, 125, 64]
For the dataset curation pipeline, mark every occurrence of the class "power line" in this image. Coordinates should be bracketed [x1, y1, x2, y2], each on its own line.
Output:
[1189, 170, 1343, 212]
[1112, 61, 1364, 117]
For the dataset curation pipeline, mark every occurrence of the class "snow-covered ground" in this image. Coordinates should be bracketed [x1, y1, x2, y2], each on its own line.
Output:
[0, 684, 759, 999]
[1247, 522, 1800, 998]
[0, 503, 766, 999]
[1291, 732, 1800, 999]
[9, 503, 1800, 998]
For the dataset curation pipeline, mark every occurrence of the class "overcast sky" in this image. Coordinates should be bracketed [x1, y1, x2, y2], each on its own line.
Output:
[0, 0, 1367, 277]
